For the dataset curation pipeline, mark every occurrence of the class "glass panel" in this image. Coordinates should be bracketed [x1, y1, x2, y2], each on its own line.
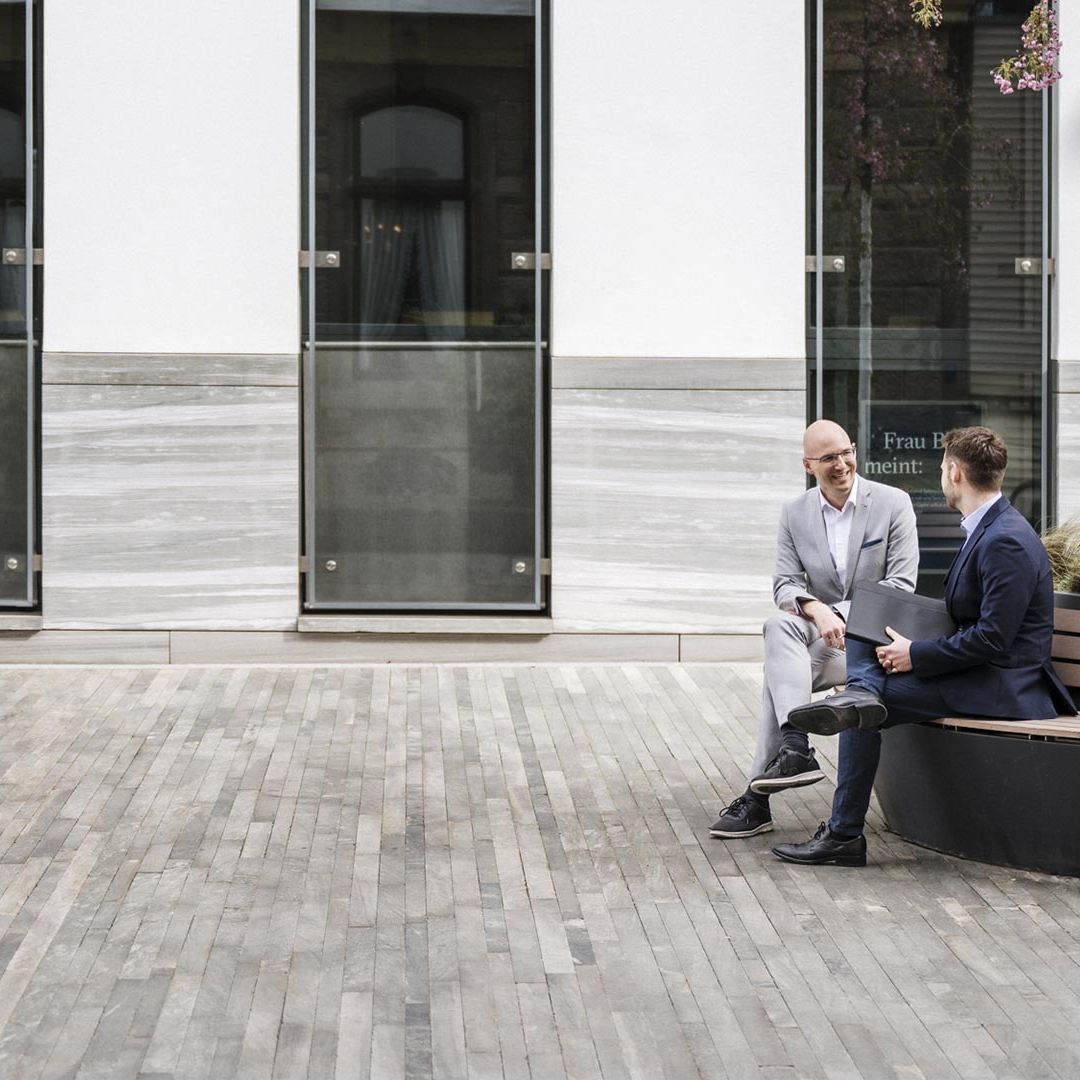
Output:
[313, 4, 535, 342]
[313, 346, 536, 605]
[814, 0, 1044, 596]
[0, 0, 31, 606]
[306, 0, 542, 610]
[0, 343, 28, 602]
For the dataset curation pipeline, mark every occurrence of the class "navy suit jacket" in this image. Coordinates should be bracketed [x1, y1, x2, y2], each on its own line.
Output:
[909, 497, 1075, 720]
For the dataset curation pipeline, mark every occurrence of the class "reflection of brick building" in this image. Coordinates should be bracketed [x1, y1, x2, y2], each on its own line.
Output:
[0, 0, 1077, 663]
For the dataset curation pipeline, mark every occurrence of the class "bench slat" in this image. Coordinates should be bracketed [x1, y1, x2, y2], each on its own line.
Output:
[1051, 658, 1080, 689]
[1053, 604, 1080, 634]
[1052, 632, 1080, 660]
[928, 715, 1080, 739]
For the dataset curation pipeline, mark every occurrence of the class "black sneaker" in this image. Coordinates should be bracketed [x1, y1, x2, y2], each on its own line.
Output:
[749, 748, 826, 795]
[709, 794, 773, 838]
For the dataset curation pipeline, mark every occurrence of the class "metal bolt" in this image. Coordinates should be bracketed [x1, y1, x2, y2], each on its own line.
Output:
[513, 561, 527, 574]
[831, 257, 844, 272]
[325, 252, 339, 266]
[513, 254, 527, 269]
[1020, 259, 1033, 273]
[4, 251, 16, 264]
[325, 559, 337, 572]
[5, 558, 18, 571]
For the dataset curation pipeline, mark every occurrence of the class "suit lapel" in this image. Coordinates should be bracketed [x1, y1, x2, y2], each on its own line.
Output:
[944, 496, 1011, 603]
[841, 482, 872, 597]
[806, 489, 843, 595]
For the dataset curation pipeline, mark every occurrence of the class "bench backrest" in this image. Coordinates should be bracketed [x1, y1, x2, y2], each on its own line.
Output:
[1052, 601, 1080, 696]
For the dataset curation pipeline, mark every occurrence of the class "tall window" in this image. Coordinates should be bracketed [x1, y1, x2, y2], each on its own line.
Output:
[0, 0, 38, 608]
[303, 1, 546, 611]
[809, 0, 1048, 594]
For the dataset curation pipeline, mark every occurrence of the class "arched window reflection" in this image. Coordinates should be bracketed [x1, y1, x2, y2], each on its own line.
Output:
[354, 103, 467, 337]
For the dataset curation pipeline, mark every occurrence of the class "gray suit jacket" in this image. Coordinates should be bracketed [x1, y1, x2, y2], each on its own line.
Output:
[773, 478, 919, 620]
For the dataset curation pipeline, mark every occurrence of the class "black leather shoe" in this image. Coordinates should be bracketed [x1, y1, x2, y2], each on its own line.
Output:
[749, 747, 825, 794]
[772, 821, 867, 866]
[786, 689, 887, 736]
[709, 794, 772, 838]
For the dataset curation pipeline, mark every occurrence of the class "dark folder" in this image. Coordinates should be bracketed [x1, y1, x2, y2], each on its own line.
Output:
[844, 580, 959, 647]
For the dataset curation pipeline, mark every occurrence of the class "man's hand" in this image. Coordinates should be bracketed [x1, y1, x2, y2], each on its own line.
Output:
[800, 599, 846, 650]
[876, 626, 913, 673]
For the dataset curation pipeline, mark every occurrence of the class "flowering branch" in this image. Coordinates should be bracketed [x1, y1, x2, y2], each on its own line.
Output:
[910, 0, 1062, 93]
[909, 0, 941, 29]
[992, 1, 1062, 94]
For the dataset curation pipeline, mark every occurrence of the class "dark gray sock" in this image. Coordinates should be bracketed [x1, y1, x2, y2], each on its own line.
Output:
[779, 725, 811, 755]
[744, 787, 769, 809]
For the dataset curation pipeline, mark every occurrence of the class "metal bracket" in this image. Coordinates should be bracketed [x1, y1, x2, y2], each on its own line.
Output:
[510, 252, 552, 271]
[298, 555, 339, 572]
[299, 250, 341, 269]
[805, 255, 845, 273]
[2, 248, 43, 266]
[511, 558, 551, 576]
[1015, 257, 1055, 276]
[3, 554, 39, 572]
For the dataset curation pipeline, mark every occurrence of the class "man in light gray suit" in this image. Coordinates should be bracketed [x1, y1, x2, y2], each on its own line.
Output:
[710, 419, 918, 838]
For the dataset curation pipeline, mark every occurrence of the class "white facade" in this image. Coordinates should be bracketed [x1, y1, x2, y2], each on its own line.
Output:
[0, 0, 1072, 663]
[45, 0, 299, 354]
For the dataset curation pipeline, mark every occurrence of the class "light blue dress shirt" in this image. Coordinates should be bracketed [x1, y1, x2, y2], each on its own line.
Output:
[959, 492, 1002, 554]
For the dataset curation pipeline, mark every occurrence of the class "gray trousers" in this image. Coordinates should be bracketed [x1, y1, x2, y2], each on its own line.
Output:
[750, 612, 847, 779]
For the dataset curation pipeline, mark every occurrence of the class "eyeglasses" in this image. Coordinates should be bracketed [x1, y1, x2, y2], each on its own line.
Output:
[805, 445, 856, 466]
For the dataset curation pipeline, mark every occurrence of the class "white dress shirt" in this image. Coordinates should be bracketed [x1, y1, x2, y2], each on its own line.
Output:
[819, 476, 859, 590]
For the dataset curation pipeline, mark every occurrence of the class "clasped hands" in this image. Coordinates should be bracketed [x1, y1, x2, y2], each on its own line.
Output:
[876, 627, 913, 674]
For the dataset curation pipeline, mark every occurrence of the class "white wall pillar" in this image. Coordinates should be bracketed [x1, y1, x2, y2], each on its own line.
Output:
[44, 0, 299, 354]
[548, 1, 806, 635]
[41, 1, 300, 629]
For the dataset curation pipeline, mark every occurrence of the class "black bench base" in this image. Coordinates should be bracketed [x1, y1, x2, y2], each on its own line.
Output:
[874, 722, 1080, 877]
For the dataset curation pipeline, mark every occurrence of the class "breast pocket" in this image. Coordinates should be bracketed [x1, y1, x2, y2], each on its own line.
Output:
[856, 539, 888, 579]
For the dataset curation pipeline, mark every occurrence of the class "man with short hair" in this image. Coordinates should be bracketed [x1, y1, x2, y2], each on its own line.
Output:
[775, 426, 1075, 867]
[709, 419, 918, 839]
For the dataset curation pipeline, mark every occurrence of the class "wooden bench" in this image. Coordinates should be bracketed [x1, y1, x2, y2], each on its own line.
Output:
[873, 593, 1080, 877]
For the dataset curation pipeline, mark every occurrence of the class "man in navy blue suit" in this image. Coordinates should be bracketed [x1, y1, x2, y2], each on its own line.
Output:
[773, 426, 1075, 867]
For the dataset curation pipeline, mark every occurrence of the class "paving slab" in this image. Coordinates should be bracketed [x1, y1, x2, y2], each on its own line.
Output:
[0, 664, 1075, 1078]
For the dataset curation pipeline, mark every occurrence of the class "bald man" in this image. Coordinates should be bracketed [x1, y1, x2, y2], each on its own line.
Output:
[710, 420, 919, 839]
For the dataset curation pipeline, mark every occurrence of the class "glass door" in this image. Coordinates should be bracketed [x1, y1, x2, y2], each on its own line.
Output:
[810, 0, 1050, 595]
[0, 0, 37, 608]
[303, 0, 545, 610]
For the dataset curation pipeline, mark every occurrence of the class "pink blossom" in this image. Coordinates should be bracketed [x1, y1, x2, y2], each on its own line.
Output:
[990, 1, 1062, 94]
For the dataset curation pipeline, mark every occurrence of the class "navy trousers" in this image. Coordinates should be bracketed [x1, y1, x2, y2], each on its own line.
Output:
[828, 639, 955, 837]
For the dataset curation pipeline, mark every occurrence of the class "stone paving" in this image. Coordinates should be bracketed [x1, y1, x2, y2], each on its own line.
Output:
[0, 663, 1079, 1079]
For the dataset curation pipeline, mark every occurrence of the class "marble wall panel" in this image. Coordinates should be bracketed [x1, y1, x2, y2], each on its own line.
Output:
[43, 384, 298, 629]
[1057, 386, 1080, 518]
[0, 631, 170, 664]
[551, 388, 805, 633]
[552, 356, 804, 391]
[43, 353, 299, 387]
